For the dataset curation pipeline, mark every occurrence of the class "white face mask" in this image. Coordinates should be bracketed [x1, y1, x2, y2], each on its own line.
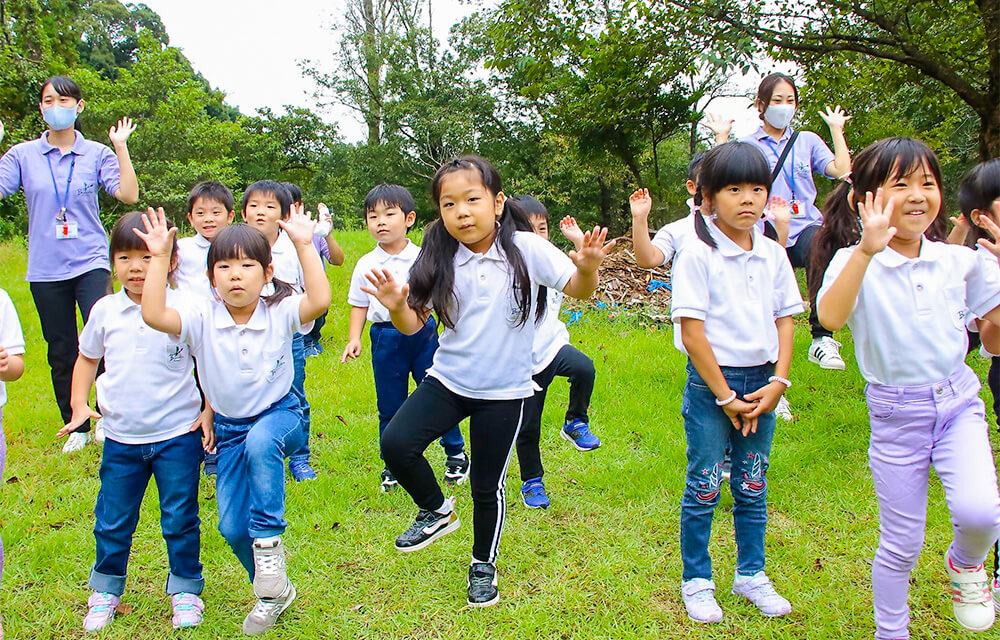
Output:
[763, 104, 795, 130]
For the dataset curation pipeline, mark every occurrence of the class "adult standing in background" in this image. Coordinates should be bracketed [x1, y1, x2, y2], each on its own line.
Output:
[705, 72, 852, 372]
[0, 76, 138, 453]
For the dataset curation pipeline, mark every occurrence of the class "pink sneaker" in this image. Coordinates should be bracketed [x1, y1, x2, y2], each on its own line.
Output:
[83, 592, 120, 632]
[171, 592, 204, 628]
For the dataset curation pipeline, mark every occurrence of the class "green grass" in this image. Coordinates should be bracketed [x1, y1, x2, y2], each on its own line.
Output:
[0, 231, 996, 639]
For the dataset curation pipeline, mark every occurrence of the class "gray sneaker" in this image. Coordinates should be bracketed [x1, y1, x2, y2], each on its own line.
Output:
[252, 538, 288, 600]
[242, 581, 296, 636]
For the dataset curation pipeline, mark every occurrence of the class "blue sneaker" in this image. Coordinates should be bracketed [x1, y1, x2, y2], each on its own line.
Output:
[303, 341, 324, 358]
[289, 459, 317, 482]
[560, 419, 601, 451]
[521, 477, 550, 509]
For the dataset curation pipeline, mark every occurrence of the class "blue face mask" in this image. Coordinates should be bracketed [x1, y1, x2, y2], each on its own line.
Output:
[42, 105, 79, 131]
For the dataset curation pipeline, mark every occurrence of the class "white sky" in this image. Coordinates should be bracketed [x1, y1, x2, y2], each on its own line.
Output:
[141, 0, 482, 142]
[142, 0, 792, 144]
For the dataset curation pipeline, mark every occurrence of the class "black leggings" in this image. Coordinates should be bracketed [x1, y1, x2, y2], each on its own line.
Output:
[29, 269, 110, 431]
[380, 377, 525, 564]
[517, 344, 595, 481]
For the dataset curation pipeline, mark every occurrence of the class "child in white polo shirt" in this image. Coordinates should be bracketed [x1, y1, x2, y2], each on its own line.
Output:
[0, 284, 25, 640]
[137, 208, 331, 635]
[510, 196, 599, 510]
[58, 212, 212, 632]
[343, 184, 468, 492]
[818, 138, 1000, 639]
[363, 155, 614, 608]
[670, 142, 802, 623]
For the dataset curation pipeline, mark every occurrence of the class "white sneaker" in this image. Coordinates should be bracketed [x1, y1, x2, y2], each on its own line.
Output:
[94, 418, 105, 444]
[945, 552, 995, 631]
[242, 580, 296, 635]
[808, 337, 846, 370]
[774, 396, 792, 421]
[681, 578, 723, 623]
[62, 431, 90, 454]
[732, 571, 791, 617]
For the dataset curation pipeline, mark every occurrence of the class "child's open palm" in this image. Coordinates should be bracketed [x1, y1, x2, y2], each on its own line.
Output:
[133, 207, 177, 257]
[976, 203, 1000, 262]
[277, 204, 318, 245]
[569, 226, 616, 273]
[629, 189, 652, 219]
[559, 216, 584, 250]
[361, 268, 410, 313]
[857, 188, 897, 256]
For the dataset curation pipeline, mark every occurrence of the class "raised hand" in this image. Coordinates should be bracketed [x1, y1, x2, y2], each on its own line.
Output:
[819, 105, 852, 131]
[559, 215, 584, 249]
[701, 113, 734, 140]
[360, 268, 410, 313]
[277, 203, 318, 245]
[0, 119, 5, 145]
[976, 204, 1000, 261]
[629, 188, 652, 219]
[341, 339, 362, 363]
[108, 117, 136, 146]
[857, 188, 897, 256]
[568, 226, 616, 274]
[133, 207, 177, 257]
[315, 202, 334, 237]
[767, 195, 792, 225]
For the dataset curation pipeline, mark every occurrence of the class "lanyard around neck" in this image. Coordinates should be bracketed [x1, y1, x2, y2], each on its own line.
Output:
[763, 135, 796, 200]
[45, 152, 76, 222]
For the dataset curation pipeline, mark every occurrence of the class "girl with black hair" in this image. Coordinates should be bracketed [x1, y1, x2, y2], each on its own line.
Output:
[670, 142, 802, 623]
[362, 155, 613, 607]
[0, 75, 138, 453]
[136, 209, 330, 635]
[817, 138, 1000, 638]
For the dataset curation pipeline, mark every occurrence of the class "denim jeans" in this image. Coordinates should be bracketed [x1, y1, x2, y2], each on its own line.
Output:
[90, 430, 204, 596]
[288, 333, 311, 464]
[215, 392, 304, 580]
[866, 365, 1000, 640]
[680, 361, 776, 582]
[371, 318, 464, 458]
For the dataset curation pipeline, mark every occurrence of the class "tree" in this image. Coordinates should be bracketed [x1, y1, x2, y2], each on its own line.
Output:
[659, 0, 999, 159]
[76, 0, 168, 78]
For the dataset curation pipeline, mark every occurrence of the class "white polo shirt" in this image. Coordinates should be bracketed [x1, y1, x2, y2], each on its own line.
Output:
[174, 234, 215, 301]
[427, 231, 576, 400]
[651, 199, 699, 265]
[671, 220, 804, 367]
[79, 289, 201, 444]
[818, 240, 1000, 386]
[348, 240, 421, 323]
[531, 287, 570, 374]
[177, 294, 311, 419]
[0, 289, 25, 408]
[270, 231, 306, 292]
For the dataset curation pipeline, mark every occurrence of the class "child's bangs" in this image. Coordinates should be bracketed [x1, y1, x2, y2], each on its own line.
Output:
[109, 212, 152, 256]
[881, 138, 942, 185]
[207, 224, 271, 270]
[701, 143, 771, 194]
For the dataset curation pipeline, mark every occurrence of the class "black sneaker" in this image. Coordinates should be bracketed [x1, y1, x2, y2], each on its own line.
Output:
[444, 454, 471, 485]
[394, 499, 459, 552]
[467, 562, 499, 607]
[381, 468, 398, 493]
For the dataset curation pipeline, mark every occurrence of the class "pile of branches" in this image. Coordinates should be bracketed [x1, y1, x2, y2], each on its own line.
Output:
[570, 236, 673, 322]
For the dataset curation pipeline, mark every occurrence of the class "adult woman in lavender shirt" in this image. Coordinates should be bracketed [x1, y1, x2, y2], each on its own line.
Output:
[0, 76, 138, 453]
[706, 72, 852, 373]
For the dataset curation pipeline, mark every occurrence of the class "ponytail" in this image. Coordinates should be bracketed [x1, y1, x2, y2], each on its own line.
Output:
[263, 277, 295, 306]
[808, 182, 858, 301]
[693, 205, 717, 248]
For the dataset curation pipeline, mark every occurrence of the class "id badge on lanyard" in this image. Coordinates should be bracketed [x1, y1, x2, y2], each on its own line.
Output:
[47, 153, 77, 238]
[766, 138, 804, 217]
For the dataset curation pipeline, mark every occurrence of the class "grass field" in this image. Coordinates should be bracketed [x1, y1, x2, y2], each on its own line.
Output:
[0, 230, 996, 639]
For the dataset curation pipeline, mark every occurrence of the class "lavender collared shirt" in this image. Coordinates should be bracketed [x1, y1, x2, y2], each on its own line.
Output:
[0, 131, 121, 282]
[742, 126, 835, 246]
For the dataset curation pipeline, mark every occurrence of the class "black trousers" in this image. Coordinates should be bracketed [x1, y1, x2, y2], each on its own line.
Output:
[785, 223, 832, 340]
[380, 376, 524, 564]
[29, 268, 110, 431]
[516, 343, 595, 481]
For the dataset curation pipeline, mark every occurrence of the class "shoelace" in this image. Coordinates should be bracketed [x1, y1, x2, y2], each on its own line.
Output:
[404, 511, 439, 535]
[953, 579, 991, 604]
[250, 598, 283, 618]
[256, 549, 284, 576]
[470, 568, 494, 588]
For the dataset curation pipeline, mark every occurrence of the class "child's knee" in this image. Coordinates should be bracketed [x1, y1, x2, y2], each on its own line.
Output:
[953, 495, 1000, 537]
[685, 462, 725, 505]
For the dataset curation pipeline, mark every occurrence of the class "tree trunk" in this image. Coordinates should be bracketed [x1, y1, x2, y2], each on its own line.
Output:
[597, 177, 613, 230]
[362, 0, 382, 146]
[979, 100, 1000, 160]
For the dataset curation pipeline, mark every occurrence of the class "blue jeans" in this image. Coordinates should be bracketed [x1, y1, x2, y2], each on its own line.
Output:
[215, 392, 304, 580]
[288, 333, 311, 464]
[90, 430, 204, 596]
[371, 318, 464, 458]
[680, 361, 776, 581]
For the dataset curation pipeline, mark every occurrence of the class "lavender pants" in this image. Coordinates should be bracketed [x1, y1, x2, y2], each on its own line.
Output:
[866, 364, 1000, 640]
[0, 409, 5, 585]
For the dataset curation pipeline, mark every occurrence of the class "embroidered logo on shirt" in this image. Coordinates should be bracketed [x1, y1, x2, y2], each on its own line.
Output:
[76, 181, 97, 196]
[167, 346, 184, 363]
[265, 354, 287, 383]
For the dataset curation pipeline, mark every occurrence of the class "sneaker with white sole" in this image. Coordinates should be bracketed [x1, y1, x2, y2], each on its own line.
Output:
[774, 395, 792, 421]
[380, 468, 398, 492]
[467, 562, 499, 607]
[945, 551, 995, 631]
[732, 571, 791, 617]
[83, 591, 120, 632]
[62, 431, 91, 454]
[242, 581, 296, 635]
[681, 578, 723, 623]
[808, 337, 846, 370]
[444, 454, 470, 485]
[94, 418, 105, 444]
[252, 537, 288, 600]
[170, 592, 204, 628]
[394, 497, 459, 552]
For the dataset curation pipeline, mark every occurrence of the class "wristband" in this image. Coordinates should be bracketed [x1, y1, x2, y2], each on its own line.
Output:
[768, 375, 791, 388]
[715, 390, 737, 406]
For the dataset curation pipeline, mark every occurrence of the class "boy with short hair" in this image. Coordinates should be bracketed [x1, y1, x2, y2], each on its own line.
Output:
[512, 195, 600, 509]
[342, 184, 468, 492]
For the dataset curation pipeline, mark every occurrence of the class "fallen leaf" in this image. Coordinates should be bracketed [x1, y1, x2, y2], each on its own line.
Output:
[349, 604, 364, 612]
[336, 415, 348, 426]
[115, 603, 134, 615]
[813, 558, 824, 571]
[5, 476, 19, 484]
